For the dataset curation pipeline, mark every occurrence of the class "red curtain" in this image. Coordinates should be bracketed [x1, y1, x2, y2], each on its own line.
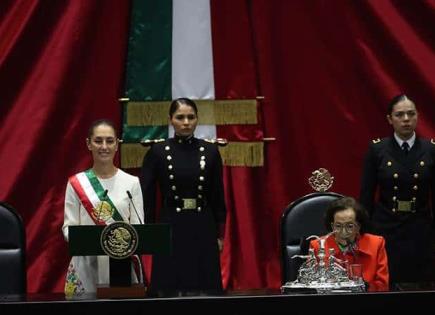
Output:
[1, 0, 435, 293]
[212, 0, 435, 290]
[0, 0, 130, 292]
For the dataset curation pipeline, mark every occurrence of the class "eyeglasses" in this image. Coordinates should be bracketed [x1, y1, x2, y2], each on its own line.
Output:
[331, 223, 358, 232]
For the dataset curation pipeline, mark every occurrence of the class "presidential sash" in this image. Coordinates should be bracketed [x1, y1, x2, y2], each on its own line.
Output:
[69, 169, 123, 224]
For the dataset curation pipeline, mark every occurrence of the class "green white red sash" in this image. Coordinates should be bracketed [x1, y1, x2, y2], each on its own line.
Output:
[69, 169, 123, 224]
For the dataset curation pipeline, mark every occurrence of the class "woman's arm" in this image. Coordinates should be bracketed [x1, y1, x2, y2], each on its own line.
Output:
[130, 177, 145, 224]
[62, 181, 81, 241]
[372, 237, 389, 291]
[140, 146, 158, 223]
[360, 143, 378, 217]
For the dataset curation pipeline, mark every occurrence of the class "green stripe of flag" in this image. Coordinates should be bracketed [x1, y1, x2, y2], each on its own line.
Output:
[125, 0, 172, 100]
[85, 169, 123, 221]
[123, 0, 172, 143]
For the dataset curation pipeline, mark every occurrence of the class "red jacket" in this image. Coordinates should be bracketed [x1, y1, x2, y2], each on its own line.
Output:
[310, 233, 389, 291]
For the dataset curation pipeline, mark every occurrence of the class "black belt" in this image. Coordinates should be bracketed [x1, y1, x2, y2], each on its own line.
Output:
[164, 197, 207, 210]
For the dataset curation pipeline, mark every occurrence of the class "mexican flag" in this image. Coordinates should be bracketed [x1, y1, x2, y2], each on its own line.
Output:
[121, 0, 264, 169]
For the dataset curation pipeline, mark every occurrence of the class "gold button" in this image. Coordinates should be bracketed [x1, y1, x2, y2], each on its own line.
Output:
[387, 161, 392, 166]
[171, 185, 176, 191]
[167, 155, 172, 160]
[165, 146, 170, 151]
[168, 165, 173, 170]
[169, 174, 174, 180]
[198, 194, 202, 199]
[174, 195, 179, 200]
[412, 197, 416, 201]
[413, 185, 418, 190]
[420, 161, 425, 166]
[414, 173, 419, 178]
[200, 147, 205, 151]
[199, 176, 204, 181]
[393, 173, 399, 179]
[198, 185, 203, 191]
[176, 207, 181, 212]
[394, 186, 398, 190]
[392, 208, 396, 212]
[392, 196, 397, 201]
[197, 207, 201, 212]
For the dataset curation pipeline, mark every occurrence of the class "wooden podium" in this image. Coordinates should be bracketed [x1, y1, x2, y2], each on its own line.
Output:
[69, 223, 171, 298]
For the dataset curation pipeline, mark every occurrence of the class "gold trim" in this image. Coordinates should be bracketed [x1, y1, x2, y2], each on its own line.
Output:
[125, 99, 258, 126]
[220, 141, 264, 167]
[127, 101, 169, 126]
[121, 141, 264, 168]
[121, 144, 150, 169]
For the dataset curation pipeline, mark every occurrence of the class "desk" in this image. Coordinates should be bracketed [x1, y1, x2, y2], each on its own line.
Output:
[1, 288, 434, 314]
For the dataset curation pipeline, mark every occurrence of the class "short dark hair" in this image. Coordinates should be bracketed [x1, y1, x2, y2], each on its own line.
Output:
[324, 196, 369, 234]
[169, 97, 198, 118]
[87, 119, 117, 138]
[387, 94, 416, 115]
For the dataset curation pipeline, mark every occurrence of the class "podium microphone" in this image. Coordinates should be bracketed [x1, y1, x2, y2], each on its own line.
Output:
[96, 189, 108, 223]
[127, 190, 143, 224]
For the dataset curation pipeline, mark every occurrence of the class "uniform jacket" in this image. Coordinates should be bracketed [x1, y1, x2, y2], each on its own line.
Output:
[359, 135, 435, 283]
[140, 135, 226, 292]
[360, 136, 435, 227]
[310, 233, 389, 292]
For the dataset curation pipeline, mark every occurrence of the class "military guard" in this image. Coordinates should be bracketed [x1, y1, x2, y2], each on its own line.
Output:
[140, 98, 226, 295]
[360, 94, 435, 287]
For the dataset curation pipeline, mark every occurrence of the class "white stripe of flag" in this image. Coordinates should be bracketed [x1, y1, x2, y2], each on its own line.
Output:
[170, 0, 216, 139]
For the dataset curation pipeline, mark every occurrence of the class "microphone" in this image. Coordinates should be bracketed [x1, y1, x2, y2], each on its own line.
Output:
[127, 190, 143, 224]
[96, 189, 108, 223]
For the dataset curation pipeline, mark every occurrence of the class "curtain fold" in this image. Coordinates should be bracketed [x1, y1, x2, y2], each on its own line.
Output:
[0, 0, 434, 292]
[0, 0, 130, 292]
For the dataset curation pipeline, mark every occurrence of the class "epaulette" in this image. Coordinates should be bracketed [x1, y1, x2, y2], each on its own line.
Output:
[431, 139, 435, 145]
[204, 138, 228, 147]
[140, 139, 165, 147]
[372, 138, 381, 144]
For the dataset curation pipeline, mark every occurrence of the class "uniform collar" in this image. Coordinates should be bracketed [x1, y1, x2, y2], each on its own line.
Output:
[174, 133, 195, 145]
[394, 132, 416, 149]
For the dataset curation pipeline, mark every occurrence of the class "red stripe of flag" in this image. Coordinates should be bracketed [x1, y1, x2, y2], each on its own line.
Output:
[69, 175, 100, 225]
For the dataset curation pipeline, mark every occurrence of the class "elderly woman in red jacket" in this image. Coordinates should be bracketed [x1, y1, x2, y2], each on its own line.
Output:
[310, 196, 389, 291]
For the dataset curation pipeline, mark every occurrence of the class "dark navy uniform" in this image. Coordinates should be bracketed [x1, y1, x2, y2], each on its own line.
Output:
[140, 135, 226, 294]
[360, 136, 435, 285]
